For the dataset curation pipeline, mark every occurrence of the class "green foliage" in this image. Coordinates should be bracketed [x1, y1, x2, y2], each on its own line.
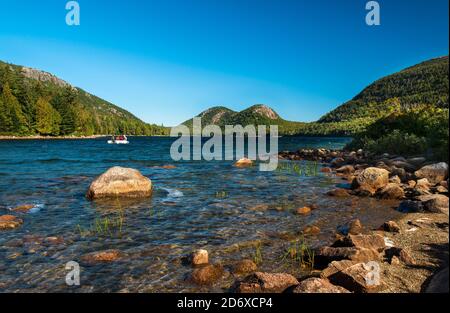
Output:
[183, 55, 448, 137]
[76, 213, 125, 238]
[0, 83, 28, 134]
[320, 57, 449, 124]
[357, 130, 427, 156]
[253, 241, 263, 265]
[347, 107, 449, 161]
[276, 161, 319, 176]
[35, 97, 61, 135]
[281, 237, 315, 271]
[0, 60, 169, 136]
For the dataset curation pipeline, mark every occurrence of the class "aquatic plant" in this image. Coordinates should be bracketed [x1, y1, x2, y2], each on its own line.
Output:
[280, 236, 315, 271]
[76, 211, 125, 238]
[253, 242, 263, 265]
[276, 161, 318, 177]
[215, 190, 228, 198]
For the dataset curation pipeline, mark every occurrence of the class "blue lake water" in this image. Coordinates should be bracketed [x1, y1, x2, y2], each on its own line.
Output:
[0, 136, 401, 292]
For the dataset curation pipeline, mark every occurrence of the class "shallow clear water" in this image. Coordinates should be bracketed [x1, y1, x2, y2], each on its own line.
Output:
[0, 136, 402, 292]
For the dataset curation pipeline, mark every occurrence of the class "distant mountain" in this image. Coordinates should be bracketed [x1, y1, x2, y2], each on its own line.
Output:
[3, 55, 447, 138]
[0, 60, 168, 136]
[319, 56, 449, 124]
[183, 104, 307, 135]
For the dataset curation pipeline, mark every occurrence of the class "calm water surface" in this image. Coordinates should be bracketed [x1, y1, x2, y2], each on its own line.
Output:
[0, 136, 402, 292]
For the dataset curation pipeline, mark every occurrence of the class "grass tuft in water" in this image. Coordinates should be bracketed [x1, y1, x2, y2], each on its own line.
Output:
[215, 190, 228, 198]
[280, 236, 315, 271]
[76, 211, 125, 238]
[276, 161, 318, 177]
[253, 242, 263, 265]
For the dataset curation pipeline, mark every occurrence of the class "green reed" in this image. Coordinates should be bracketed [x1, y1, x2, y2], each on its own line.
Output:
[76, 211, 125, 238]
[253, 242, 263, 265]
[276, 161, 318, 177]
[280, 236, 315, 271]
[215, 190, 228, 198]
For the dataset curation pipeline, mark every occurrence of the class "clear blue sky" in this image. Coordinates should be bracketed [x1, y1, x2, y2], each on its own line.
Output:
[0, 0, 448, 126]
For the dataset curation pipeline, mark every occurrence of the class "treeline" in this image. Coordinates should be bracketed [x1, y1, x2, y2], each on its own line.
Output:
[0, 61, 169, 136]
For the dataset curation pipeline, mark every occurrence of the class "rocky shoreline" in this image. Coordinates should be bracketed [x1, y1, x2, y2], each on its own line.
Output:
[1, 148, 448, 293]
[175, 149, 448, 293]
[275, 148, 448, 292]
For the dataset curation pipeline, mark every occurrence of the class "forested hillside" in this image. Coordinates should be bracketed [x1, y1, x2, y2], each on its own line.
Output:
[319, 56, 448, 125]
[0, 61, 168, 136]
[339, 57, 449, 160]
[183, 104, 310, 135]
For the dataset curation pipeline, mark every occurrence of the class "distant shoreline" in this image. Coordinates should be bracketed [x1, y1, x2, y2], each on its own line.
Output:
[0, 135, 172, 140]
[0, 135, 107, 140]
[0, 134, 350, 140]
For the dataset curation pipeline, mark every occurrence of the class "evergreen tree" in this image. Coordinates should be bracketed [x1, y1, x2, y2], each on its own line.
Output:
[51, 87, 78, 135]
[35, 97, 61, 135]
[0, 83, 28, 134]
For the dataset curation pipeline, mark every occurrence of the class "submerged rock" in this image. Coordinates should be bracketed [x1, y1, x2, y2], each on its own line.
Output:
[235, 158, 253, 167]
[293, 277, 350, 293]
[320, 167, 333, 173]
[338, 219, 363, 236]
[348, 219, 363, 235]
[0, 215, 23, 230]
[234, 272, 299, 293]
[80, 249, 123, 264]
[86, 166, 152, 200]
[336, 165, 355, 175]
[326, 188, 351, 197]
[10, 204, 35, 213]
[161, 165, 176, 169]
[295, 207, 311, 215]
[248, 204, 269, 212]
[190, 264, 224, 285]
[44, 236, 65, 246]
[302, 225, 321, 235]
[191, 249, 209, 265]
[232, 259, 257, 275]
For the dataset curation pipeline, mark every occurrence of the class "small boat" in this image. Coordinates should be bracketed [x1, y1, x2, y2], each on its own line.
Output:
[108, 135, 129, 144]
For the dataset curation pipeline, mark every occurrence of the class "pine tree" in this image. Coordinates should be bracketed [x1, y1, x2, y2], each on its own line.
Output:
[0, 83, 28, 134]
[35, 97, 61, 135]
[0, 97, 12, 133]
[51, 86, 79, 135]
